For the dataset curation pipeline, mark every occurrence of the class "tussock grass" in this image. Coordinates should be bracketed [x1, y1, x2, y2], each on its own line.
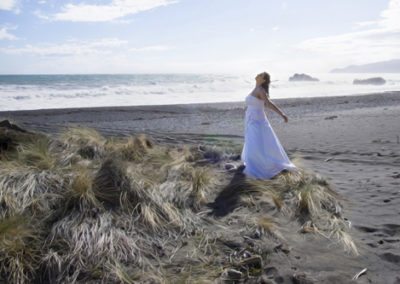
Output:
[105, 134, 154, 163]
[324, 216, 358, 255]
[61, 127, 105, 148]
[244, 169, 356, 254]
[66, 168, 102, 211]
[188, 166, 216, 210]
[0, 215, 43, 284]
[15, 136, 56, 170]
[43, 211, 142, 283]
[0, 122, 38, 158]
[59, 127, 106, 162]
[105, 260, 139, 284]
[0, 166, 65, 218]
[157, 162, 220, 214]
[256, 216, 277, 234]
[92, 158, 132, 209]
[0, 125, 358, 282]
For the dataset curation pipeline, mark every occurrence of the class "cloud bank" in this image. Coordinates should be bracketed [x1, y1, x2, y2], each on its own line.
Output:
[40, 0, 178, 22]
[0, 38, 127, 56]
[298, 0, 400, 65]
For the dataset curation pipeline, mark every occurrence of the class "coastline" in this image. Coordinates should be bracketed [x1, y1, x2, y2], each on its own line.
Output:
[1, 91, 400, 138]
[1, 90, 400, 282]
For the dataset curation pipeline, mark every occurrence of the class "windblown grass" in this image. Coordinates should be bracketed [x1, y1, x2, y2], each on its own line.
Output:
[14, 136, 56, 170]
[0, 165, 65, 218]
[66, 167, 101, 210]
[44, 211, 143, 283]
[57, 127, 106, 163]
[0, 215, 43, 284]
[245, 169, 357, 254]
[0, 125, 358, 282]
[61, 127, 105, 149]
[105, 260, 139, 284]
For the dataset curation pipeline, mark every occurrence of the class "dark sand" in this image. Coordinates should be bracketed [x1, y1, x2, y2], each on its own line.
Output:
[1, 91, 400, 283]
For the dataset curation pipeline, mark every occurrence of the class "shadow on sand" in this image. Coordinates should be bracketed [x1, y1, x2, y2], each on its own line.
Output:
[208, 167, 291, 217]
[208, 167, 250, 217]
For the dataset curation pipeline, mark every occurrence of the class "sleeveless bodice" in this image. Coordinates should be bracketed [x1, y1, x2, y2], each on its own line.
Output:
[245, 94, 267, 122]
[245, 94, 264, 109]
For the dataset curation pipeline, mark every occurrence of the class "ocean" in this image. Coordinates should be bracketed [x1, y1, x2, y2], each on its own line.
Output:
[0, 73, 399, 111]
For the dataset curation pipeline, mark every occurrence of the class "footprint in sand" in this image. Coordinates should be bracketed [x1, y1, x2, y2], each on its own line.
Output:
[354, 225, 378, 233]
[379, 252, 400, 264]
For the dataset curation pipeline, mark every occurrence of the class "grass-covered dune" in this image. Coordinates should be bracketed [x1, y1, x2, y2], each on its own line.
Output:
[0, 120, 356, 283]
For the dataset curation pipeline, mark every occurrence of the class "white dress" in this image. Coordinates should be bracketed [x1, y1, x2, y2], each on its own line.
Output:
[241, 93, 296, 179]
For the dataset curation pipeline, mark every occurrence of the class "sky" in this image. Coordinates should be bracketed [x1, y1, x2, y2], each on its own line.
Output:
[0, 0, 399, 74]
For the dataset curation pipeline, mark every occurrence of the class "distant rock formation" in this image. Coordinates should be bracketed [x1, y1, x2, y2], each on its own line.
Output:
[289, 73, 319, 82]
[353, 77, 386, 85]
[331, 59, 400, 73]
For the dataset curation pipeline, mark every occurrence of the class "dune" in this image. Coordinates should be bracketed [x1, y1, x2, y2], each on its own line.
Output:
[0, 121, 357, 283]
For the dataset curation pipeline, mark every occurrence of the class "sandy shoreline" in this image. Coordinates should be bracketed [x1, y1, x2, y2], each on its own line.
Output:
[1, 91, 400, 138]
[1, 91, 400, 283]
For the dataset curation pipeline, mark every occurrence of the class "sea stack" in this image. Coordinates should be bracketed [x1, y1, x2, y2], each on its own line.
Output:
[289, 73, 319, 82]
[353, 77, 386, 85]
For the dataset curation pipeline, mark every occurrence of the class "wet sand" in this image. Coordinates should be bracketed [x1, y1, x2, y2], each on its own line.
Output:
[1, 91, 400, 283]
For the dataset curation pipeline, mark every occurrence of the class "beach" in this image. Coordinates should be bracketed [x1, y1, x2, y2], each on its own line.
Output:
[1, 91, 400, 283]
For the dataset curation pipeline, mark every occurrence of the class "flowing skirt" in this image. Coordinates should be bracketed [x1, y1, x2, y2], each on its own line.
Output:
[241, 109, 296, 179]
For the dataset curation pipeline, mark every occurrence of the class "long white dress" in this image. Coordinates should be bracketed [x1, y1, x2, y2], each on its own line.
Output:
[241, 93, 296, 179]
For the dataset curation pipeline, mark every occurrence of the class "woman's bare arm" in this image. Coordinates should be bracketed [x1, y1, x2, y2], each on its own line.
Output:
[265, 99, 288, 122]
[257, 90, 288, 123]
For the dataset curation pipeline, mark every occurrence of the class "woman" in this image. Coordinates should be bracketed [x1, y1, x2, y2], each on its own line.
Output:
[241, 72, 296, 179]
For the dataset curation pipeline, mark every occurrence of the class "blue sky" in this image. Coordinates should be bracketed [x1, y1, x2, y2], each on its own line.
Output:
[0, 0, 399, 74]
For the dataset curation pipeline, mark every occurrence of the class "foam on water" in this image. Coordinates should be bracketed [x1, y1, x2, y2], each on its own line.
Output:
[0, 73, 399, 111]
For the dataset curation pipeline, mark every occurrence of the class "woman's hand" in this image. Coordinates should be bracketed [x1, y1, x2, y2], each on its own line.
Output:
[282, 114, 288, 123]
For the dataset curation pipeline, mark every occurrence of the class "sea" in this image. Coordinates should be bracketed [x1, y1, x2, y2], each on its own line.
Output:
[0, 73, 399, 111]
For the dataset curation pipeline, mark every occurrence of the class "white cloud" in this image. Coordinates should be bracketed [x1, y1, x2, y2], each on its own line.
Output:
[0, 38, 128, 56]
[379, 0, 400, 29]
[0, 26, 18, 40]
[0, 0, 20, 14]
[41, 0, 178, 22]
[129, 45, 171, 52]
[0, 0, 19, 12]
[272, 26, 280, 32]
[298, 0, 400, 66]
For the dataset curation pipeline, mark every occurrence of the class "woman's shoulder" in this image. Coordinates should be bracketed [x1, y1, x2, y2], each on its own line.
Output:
[253, 86, 269, 99]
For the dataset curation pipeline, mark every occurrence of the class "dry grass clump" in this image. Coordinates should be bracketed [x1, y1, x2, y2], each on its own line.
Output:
[121, 137, 147, 161]
[61, 127, 105, 149]
[43, 211, 142, 283]
[256, 216, 277, 235]
[0, 124, 358, 282]
[66, 168, 102, 211]
[0, 166, 65, 218]
[104, 260, 139, 284]
[58, 127, 106, 162]
[9, 136, 56, 170]
[187, 166, 217, 210]
[0, 215, 43, 284]
[105, 134, 154, 163]
[157, 162, 220, 212]
[0, 122, 39, 158]
[245, 169, 357, 254]
[92, 158, 133, 209]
